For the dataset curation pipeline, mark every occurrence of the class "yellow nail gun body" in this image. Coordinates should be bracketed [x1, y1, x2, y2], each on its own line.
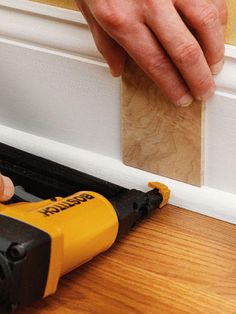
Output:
[0, 143, 170, 313]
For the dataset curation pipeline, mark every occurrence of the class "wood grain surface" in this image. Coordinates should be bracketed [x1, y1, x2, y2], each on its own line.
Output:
[122, 59, 204, 186]
[17, 205, 236, 314]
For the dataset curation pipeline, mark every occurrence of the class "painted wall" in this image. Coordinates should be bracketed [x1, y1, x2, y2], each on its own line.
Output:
[225, 0, 236, 45]
[31, 0, 78, 10]
[31, 0, 236, 45]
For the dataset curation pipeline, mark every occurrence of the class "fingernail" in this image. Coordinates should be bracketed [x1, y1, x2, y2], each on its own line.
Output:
[211, 59, 224, 75]
[176, 94, 194, 107]
[197, 86, 215, 101]
[1, 175, 14, 199]
[109, 67, 117, 77]
[109, 66, 122, 77]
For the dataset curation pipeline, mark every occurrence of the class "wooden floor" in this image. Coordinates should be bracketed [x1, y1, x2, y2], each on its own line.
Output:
[17, 205, 236, 314]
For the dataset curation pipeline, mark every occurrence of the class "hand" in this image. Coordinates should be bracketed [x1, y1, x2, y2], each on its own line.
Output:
[0, 174, 14, 202]
[77, 0, 227, 106]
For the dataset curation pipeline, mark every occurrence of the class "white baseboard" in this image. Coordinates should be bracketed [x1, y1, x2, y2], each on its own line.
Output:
[1, 1, 236, 222]
[0, 0, 235, 95]
[1, 125, 236, 224]
[215, 45, 236, 97]
[0, 0, 102, 62]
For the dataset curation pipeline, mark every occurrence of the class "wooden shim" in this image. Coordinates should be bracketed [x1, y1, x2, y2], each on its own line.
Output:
[122, 59, 204, 186]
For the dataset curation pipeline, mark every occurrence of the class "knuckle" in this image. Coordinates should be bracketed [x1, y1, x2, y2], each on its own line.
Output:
[199, 5, 219, 27]
[196, 76, 213, 92]
[94, 6, 126, 30]
[216, 45, 225, 60]
[219, 7, 228, 25]
[144, 0, 155, 5]
[146, 54, 170, 75]
[144, 0, 156, 10]
[175, 43, 201, 66]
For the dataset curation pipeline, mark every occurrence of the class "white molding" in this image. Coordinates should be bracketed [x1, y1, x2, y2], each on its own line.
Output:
[0, 0, 236, 95]
[215, 45, 236, 98]
[1, 0, 236, 222]
[0, 124, 236, 224]
[0, 0, 86, 23]
[0, 0, 103, 62]
[0, 39, 120, 159]
[0, 1, 234, 97]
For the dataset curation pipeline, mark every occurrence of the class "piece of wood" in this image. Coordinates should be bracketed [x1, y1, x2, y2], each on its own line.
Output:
[17, 205, 236, 314]
[122, 59, 204, 186]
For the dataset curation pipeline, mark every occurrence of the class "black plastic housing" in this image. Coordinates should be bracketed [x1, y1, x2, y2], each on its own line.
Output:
[0, 216, 51, 313]
[0, 143, 128, 200]
[110, 189, 163, 239]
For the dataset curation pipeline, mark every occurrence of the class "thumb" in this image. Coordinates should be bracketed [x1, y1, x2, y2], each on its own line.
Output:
[0, 175, 15, 202]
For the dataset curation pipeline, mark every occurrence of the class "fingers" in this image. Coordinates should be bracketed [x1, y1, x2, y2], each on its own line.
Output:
[106, 21, 193, 105]
[145, 0, 215, 101]
[211, 0, 228, 39]
[0, 175, 14, 202]
[86, 2, 193, 105]
[78, 1, 127, 77]
[78, 0, 227, 105]
[125, 26, 194, 106]
[211, 0, 228, 26]
[176, 0, 225, 74]
[91, 24, 127, 76]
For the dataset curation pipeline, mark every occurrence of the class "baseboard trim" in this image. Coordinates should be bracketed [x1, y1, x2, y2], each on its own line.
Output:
[215, 45, 236, 97]
[0, 0, 103, 62]
[1, 1, 236, 216]
[0, 0, 236, 96]
[0, 125, 236, 224]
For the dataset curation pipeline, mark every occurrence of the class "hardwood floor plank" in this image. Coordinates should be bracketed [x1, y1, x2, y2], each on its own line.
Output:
[17, 205, 236, 313]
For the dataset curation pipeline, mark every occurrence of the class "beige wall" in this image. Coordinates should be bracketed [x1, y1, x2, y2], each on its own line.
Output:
[31, 0, 78, 10]
[32, 0, 236, 45]
[225, 0, 236, 45]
